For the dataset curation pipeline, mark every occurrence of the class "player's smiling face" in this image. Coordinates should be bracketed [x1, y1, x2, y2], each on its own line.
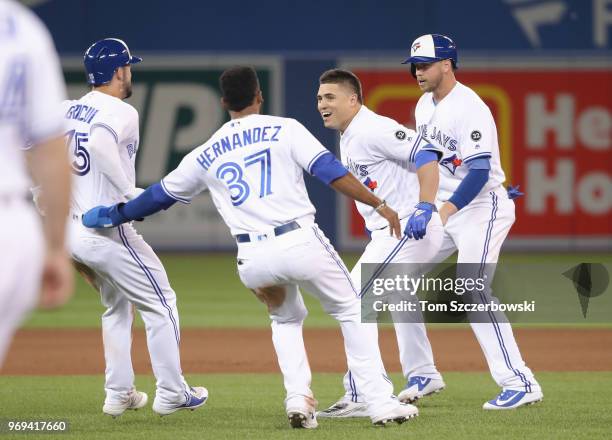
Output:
[317, 83, 359, 132]
[414, 61, 444, 93]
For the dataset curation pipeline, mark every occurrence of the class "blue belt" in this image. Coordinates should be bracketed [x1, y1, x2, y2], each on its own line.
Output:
[235, 221, 300, 243]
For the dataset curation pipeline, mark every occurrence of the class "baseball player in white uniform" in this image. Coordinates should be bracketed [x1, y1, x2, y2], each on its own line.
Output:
[0, 0, 73, 368]
[315, 69, 446, 417]
[403, 33, 543, 409]
[63, 38, 207, 417]
[81, 66, 420, 428]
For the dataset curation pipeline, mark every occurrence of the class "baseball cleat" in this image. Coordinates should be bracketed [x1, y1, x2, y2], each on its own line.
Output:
[483, 389, 543, 410]
[286, 395, 318, 429]
[371, 403, 418, 426]
[287, 410, 318, 429]
[152, 386, 208, 416]
[103, 389, 148, 418]
[397, 376, 445, 403]
[316, 399, 369, 418]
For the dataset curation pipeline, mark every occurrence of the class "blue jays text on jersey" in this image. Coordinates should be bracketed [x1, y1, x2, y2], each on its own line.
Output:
[346, 156, 369, 177]
[417, 124, 457, 151]
[346, 157, 376, 190]
[196, 125, 281, 171]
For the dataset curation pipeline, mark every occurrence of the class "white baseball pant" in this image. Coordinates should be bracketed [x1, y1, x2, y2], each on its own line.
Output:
[339, 214, 445, 402]
[427, 188, 540, 392]
[68, 218, 191, 406]
[235, 215, 401, 420]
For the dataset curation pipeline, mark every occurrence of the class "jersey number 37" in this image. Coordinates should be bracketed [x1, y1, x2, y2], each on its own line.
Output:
[216, 148, 272, 206]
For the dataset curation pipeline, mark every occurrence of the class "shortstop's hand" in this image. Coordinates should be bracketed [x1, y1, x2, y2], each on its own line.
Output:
[406, 202, 437, 240]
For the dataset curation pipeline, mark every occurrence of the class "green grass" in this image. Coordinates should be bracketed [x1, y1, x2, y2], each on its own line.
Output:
[0, 372, 611, 439]
[22, 253, 612, 329]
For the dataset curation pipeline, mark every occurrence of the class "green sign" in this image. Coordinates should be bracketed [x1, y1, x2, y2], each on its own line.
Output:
[61, 56, 282, 250]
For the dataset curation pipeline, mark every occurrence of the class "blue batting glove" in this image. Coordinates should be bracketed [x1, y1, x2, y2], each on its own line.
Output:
[82, 204, 127, 228]
[507, 185, 524, 200]
[405, 202, 437, 240]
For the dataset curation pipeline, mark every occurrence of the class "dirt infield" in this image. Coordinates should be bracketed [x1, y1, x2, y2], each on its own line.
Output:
[3, 328, 611, 375]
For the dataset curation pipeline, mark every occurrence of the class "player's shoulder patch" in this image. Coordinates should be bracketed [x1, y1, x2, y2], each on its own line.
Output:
[470, 130, 482, 141]
[395, 130, 407, 141]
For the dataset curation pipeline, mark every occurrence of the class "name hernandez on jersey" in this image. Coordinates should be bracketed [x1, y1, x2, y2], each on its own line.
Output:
[162, 114, 329, 235]
[63, 91, 140, 213]
[340, 106, 442, 231]
[415, 82, 506, 202]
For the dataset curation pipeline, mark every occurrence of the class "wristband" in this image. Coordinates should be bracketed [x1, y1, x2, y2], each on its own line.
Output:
[374, 200, 387, 212]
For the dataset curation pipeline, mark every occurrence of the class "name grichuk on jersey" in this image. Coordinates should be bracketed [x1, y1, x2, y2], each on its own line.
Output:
[0, 0, 66, 197]
[162, 114, 329, 235]
[62, 91, 139, 213]
[340, 106, 443, 231]
[415, 82, 506, 202]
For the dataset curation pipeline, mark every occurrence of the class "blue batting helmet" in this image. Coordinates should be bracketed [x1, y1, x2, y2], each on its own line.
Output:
[83, 38, 142, 86]
[402, 34, 457, 76]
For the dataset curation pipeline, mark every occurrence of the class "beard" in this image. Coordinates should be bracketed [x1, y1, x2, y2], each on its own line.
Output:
[123, 80, 133, 99]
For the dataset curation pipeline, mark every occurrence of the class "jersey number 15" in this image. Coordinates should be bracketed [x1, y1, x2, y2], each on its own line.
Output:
[216, 148, 272, 206]
[65, 129, 90, 176]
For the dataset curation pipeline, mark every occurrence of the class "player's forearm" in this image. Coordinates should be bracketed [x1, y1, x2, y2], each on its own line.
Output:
[330, 173, 383, 208]
[28, 135, 71, 251]
[416, 161, 439, 204]
[447, 159, 490, 210]
[439, 201, 458, 225]
[310, 152, 381, 206]
[118, 183, 176, 220]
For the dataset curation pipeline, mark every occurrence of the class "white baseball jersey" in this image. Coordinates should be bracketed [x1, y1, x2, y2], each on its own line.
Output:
[162, 114, 329, 235]
[62, 91, 139, 213]
[0, 0, 66, 197]
[407, 81, 540, 395]
[415, 82, 506, 202]
[0, 0, 65, 365]
[66, 89, 195, 405]
[337, 106, 446, 402]
[340, 106, 442, 231]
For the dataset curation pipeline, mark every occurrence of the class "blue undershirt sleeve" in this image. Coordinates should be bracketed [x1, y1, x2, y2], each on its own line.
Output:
[310, 152, 349, 185]
[117, 182, 177, 221]
[448, 158, 491, 210]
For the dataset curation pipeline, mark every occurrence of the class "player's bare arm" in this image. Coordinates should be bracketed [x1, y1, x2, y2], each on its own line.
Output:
[416, 160, 439, 204]
[439, 201, 458, 225]
[330, 173, 401, 239]
[26, 135, 74, 309]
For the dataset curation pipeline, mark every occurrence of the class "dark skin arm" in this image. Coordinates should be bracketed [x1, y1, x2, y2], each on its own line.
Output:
[330, 173, 401, 239]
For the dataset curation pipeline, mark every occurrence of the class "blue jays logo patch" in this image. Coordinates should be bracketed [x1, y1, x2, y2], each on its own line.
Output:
[440, 154, 463, 175]
[363, 177, 377, 191]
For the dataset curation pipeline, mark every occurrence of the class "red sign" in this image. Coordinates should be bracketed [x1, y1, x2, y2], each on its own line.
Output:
[346, 68, 612, 240]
